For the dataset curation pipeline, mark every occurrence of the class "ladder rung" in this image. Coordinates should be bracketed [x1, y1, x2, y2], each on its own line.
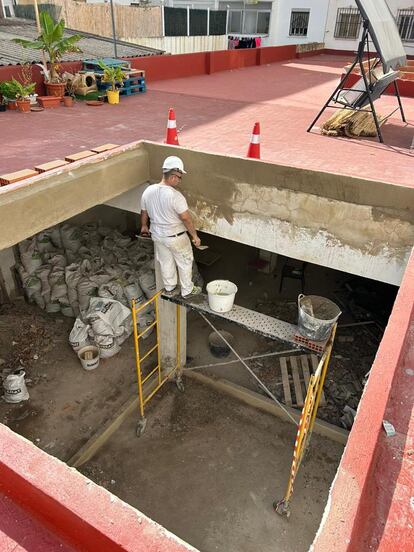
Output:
[140, 343, 158, 363]
[137, 320, 157, 339]
[142, 364, 159, 384]
[133, 292, 161, 314]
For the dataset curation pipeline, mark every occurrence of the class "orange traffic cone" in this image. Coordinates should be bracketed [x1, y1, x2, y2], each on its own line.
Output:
[247, 122, 260, 159]
[165, 108, 179, 145]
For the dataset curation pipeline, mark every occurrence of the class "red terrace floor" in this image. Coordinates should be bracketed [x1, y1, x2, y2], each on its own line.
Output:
[1, 54, 413, 186]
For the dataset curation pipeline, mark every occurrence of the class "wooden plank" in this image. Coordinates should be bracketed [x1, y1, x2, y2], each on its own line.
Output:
[65, 150, 96, 162]
[67, 396, 139, 468]
[290, 356, 304, 407]
[186, 372, 349, 445]
[300, 355, 311, 390]
[311, 354, 326, 405]
[279, 357, 292, 406]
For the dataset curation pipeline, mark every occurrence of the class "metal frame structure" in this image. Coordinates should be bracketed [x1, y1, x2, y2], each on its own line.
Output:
[307, 19, 407, 144]
[131, 292, 183, 436]
[273, 325, 337, 518]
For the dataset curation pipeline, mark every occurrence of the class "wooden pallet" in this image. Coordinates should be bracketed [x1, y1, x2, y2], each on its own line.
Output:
[279, 354, 326, 408]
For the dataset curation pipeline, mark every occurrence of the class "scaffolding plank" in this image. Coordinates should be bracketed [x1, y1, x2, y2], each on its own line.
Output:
[161, 293, 300, 348]
[279, 357, 292, 406]
[311, 354, 326, 405]
[290, 356, 304, 407]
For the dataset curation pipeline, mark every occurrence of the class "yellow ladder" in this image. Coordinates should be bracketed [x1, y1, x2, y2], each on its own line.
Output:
[274, 324, 337, 517]
[131, 292, 183, 436]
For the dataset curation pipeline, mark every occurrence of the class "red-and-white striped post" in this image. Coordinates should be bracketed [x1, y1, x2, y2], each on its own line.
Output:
[165, 107, 179, 145]
[247, 122, 260, 159]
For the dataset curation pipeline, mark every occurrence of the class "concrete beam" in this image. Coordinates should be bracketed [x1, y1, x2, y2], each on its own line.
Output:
[143, 142, 414, 285]
[0, 144, 149, 250]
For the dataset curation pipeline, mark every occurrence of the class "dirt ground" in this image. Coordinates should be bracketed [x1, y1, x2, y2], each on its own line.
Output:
[80, 378, 344, 552]
[0, 299, 138, 462]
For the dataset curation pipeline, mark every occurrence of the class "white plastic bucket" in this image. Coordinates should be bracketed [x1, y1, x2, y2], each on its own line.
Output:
[206, 280, 238, 313]
[77, 345, 100, 370]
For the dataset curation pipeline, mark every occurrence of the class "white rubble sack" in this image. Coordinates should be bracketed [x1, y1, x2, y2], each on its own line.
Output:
[69, 318, 92, 352]
[3, 370, 30, 403]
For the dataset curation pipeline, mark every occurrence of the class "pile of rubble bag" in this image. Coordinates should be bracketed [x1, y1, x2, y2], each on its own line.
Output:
[16, 222, 202, 360]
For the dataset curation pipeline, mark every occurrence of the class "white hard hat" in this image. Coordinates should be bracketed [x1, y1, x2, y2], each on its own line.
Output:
[162, 156, 187, 174]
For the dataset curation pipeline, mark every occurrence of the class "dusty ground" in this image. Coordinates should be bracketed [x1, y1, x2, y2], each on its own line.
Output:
[80, 378, 344, 552]
[0, 300, 138, 462]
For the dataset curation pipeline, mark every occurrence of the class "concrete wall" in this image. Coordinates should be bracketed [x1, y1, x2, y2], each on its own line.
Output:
[1, 141, 413, 286]
[0, 247, 16, 300]
[268, 0, 329, 46]
[0, 144, 149, 250]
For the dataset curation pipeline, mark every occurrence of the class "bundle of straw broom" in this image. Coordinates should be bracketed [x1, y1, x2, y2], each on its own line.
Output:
[321, 109, 385, 138]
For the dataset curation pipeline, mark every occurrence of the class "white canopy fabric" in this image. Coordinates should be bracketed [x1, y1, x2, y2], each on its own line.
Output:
[355, 0, 407, 72]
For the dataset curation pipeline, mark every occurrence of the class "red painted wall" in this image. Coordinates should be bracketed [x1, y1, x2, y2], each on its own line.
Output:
[313, 250, 414, 551]
[0, 45, 298, 93]
[0, 424, 196, 551]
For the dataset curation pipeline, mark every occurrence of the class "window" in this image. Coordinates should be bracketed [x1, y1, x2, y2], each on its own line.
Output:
[227, 9, 270, 34]
[334, 8, 362, 39]
[289, 10, 309, 36]
[228, 10, 243, 33]
[257, 11, 270, 34]
[397, 9, 414, 42]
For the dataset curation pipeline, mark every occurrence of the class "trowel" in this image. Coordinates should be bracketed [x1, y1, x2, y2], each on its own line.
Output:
[195, 245, 209, 250]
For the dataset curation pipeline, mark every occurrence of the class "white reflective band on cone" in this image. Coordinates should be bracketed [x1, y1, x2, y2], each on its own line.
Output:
[250, 134, 260, 144]
[167, 120, 177, 128]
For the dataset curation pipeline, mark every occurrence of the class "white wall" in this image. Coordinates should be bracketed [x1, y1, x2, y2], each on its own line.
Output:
[268, 0, 329, 46]
[122, 34, 227, 53]
[324, 0, 414, 56]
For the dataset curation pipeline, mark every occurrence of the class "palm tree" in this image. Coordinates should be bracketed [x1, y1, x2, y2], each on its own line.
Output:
[13, 11, 83, 83]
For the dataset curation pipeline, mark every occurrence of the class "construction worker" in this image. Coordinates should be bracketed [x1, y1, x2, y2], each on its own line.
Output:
[140, 156, 202, 298]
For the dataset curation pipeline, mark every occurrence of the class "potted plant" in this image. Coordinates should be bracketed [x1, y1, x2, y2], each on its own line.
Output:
[13, 11, 82, 98]
[0, 79, 20, 110]
[98, 61, 126, 105]
[14, 79, 36, 113]
[62, 74, 76, 107]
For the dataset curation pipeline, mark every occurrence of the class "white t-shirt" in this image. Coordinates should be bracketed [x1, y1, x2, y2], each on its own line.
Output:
[141, 183, 188, 237]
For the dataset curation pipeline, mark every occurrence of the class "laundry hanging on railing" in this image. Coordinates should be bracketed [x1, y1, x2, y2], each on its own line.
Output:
[228, 36, 262, 50]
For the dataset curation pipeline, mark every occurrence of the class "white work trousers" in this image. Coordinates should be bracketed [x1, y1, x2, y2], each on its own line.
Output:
[153, 233, 194, 296]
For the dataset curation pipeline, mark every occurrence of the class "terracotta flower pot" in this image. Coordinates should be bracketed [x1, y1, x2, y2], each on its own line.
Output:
[7, 100, 17, 111]
[37, 96, 62, 108]
[16, 99, 31, 113]
[45, 82, 65, 98]
[63, 96, 74, 107]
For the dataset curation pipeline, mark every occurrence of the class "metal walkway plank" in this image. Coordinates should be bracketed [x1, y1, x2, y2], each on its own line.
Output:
[161, 293, 301, 348]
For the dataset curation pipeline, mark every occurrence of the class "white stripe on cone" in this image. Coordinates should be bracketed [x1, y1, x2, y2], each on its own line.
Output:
[167, 120, 177, 128]
[250, 134, 260, 144]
